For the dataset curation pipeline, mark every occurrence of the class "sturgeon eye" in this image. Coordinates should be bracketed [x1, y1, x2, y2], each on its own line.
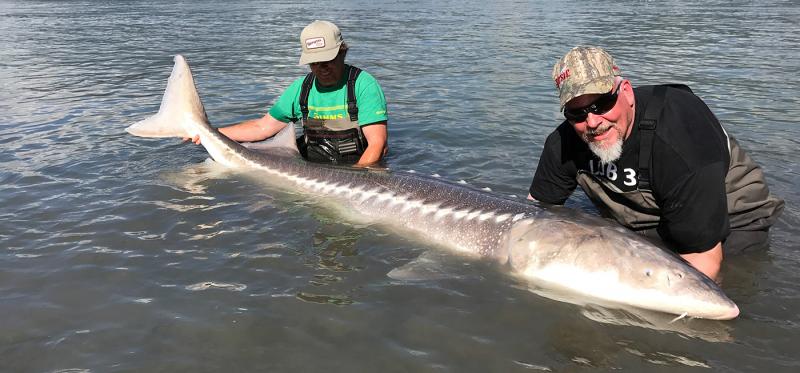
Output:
[645, 269, 652, 277]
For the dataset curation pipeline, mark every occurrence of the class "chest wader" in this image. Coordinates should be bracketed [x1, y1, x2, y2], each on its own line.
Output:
[295, 66, 368, 164]
[576, 85, 784, 233]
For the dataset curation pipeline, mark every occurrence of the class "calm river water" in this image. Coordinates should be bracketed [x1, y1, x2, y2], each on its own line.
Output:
[1, 0, 799, 372]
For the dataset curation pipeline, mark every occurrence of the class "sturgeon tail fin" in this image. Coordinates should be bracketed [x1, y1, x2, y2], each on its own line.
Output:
[126, 55, 210, 138]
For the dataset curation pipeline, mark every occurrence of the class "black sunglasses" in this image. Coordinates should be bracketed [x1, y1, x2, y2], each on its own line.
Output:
[564, 83, 621, 123]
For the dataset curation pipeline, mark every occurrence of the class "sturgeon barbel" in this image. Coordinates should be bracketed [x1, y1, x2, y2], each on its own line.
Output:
[126, 55, 740, 320]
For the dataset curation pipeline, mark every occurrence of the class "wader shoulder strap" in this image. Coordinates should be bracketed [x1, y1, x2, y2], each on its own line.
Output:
[637, 85, 667, 191]
[298, 72, 315, 122]
[346, 66, 362, 121]
[296, 67, 362, 122]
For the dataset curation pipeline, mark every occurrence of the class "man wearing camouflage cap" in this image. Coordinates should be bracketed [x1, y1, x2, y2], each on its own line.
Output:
[527, 46, 783, 281]
[188, 20, 388, 166]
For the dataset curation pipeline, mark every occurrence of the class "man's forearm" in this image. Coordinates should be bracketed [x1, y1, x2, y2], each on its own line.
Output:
[356, 144, 384, 166]
[680, 242, 723, 281]
[356, 123, 387, 166]
[220, 115, 285, 142]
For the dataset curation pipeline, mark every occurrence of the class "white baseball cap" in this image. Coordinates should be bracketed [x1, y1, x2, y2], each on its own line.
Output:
[298, 20, 344, 65]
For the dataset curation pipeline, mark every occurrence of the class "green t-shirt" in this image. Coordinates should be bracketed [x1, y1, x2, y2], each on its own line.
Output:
[269, 65, 388, 126]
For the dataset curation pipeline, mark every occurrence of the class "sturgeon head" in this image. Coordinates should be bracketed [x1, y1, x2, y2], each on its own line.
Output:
[504, 217, 740, 320]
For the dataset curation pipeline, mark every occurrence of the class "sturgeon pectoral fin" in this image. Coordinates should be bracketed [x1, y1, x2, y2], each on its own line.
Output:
[387, 251, 470, 281]
[241, 123, 300, 156]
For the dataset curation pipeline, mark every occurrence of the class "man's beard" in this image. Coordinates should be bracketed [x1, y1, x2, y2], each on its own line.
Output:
[589, 138, 623, 164]
[583, 125, 623, 164]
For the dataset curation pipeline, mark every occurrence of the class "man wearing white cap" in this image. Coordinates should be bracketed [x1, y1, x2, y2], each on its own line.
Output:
[527, 46, 783, 281]
[190, 20, 388, 166]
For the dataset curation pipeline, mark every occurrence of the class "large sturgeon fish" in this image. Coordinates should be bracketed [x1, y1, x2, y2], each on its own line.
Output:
[126, 55, 740, 320]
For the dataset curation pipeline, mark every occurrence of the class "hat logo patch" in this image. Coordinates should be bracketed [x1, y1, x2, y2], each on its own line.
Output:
[305, 37, 326, 49]
[554, 68, 570, 89]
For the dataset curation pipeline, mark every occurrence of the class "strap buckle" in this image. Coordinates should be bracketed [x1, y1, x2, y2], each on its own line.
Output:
[640, 119, 656, 130]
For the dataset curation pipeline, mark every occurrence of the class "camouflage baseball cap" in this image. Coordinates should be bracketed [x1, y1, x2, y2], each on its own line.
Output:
[552, 46, 621, 109]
